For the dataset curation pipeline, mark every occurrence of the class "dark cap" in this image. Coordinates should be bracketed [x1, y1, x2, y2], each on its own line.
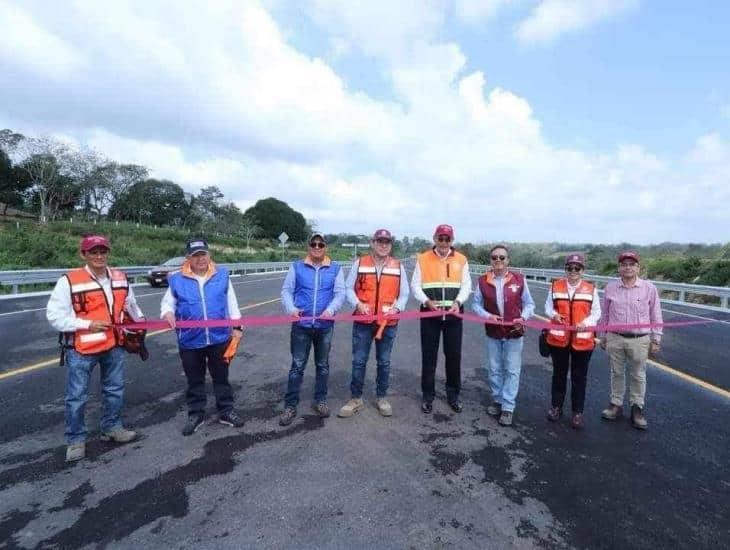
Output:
[618, 251, 640, 263]
[186, 238, 209, 255]
[565, 253, 585, 267]
[433, 224, 454, 239]
[80, 235, 111, 253]
[309, 232, 327, 244]
[372, 229, 392, 241]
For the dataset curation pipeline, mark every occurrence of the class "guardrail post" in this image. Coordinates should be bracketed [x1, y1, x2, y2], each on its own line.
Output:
[12, 283, 18, 294]
[679, 290, 686, 303]
[723, 296, 728, 309]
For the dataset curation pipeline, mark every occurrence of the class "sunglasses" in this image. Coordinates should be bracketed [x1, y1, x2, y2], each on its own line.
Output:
[565, 265, 583, 272]
[436, 236, 452, 242]
[309, 242, 326, 249]
[490, 255, 506, 261]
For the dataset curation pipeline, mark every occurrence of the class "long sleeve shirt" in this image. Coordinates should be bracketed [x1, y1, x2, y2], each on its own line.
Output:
[470, 275, 535, 320]
[345, 258, 410, 311]
[46, 266, 145, 333]
[410, 258, 472, 306]
[160, 276, 241, 321]
[599, 277, 662, 343]
[280, 263, 346, 316]
[544, 281, 602, 326]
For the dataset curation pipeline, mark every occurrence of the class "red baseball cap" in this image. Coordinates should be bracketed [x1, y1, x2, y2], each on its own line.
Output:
[565, 253, 585, 267]
[618, 251, 640, 263]
[80, 235, 111, 253]
[433, 224, 454, 239]
[372, 229, 392, 241]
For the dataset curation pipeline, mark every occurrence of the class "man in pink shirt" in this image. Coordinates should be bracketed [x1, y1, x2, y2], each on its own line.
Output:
[599, 251, 662, 430]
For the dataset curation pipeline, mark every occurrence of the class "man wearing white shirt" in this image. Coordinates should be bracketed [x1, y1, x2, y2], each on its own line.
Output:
[47, 234, 145, 462]
[161, 238, 244, 436]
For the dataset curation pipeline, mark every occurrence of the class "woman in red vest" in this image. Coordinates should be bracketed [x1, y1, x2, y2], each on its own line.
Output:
[544, 253, 601, 429]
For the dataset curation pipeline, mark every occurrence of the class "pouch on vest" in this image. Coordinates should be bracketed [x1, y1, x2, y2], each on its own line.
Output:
[117, 310, 149, 361]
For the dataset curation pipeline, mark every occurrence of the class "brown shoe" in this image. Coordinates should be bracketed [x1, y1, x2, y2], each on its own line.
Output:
[630, 405, 647, 430]
[546, 406, 562, 422]
[571, 413, 585, 429]
[601, 404, 623, 420]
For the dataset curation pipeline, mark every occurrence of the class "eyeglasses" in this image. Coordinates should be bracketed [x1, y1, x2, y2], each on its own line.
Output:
[85, 249, 109, 256]
[490, 255, 506, 261]
[309, 242, 326, 249]
[565, 265, 583, 272]
[436, 236, 451, 242]
[375, 239, 392, 245]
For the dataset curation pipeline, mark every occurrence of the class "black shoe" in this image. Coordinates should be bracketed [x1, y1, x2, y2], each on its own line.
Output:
[219, 411, 244, 427]
[448, 401, 463, 413]
[421, 401, 433, 414]
[279, 407, 296, 427]
[182, 414, 204, 436]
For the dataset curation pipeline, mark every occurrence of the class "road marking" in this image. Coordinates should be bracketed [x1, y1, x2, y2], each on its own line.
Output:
[0, 307, 47, 317]
[533, 314, 730, 400]
[0, 298, 282, 381]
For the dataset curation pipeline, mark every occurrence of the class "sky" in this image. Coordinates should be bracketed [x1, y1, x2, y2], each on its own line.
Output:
[0, 0, 728, 244]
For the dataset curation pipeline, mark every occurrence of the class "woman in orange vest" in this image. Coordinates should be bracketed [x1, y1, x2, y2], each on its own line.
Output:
[544, 253, 601, 429]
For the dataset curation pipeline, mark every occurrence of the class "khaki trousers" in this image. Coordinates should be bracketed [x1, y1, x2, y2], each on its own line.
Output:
[606, 333, 650, 408]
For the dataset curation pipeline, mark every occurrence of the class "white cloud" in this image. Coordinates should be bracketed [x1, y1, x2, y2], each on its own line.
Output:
[454, 0, 514, 22]
[516, 0, 639, 45]
[0, 0, 726, 244]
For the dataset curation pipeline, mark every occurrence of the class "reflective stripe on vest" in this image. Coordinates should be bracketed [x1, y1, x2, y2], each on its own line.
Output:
[355, 255, 401, 325]
[417, 249, 467, 308]
[546, 278, 595, 351]
[66, 268, 128, 354]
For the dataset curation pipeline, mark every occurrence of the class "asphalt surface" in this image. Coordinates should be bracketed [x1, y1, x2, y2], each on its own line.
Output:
[0, 272, 728, 549]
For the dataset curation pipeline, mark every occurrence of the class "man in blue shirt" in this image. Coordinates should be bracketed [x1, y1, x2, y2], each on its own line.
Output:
[279, 233, 346, 426]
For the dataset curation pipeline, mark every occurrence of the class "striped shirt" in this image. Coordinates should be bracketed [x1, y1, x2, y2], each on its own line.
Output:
[600, 277, 662, 342]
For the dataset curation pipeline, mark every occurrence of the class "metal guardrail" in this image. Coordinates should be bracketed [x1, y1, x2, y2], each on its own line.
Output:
[469, 265, 730, 312]
[0, 262, 291, 295]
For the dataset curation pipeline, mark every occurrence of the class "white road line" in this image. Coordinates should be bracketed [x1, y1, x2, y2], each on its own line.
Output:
[0, 307, 47, 317]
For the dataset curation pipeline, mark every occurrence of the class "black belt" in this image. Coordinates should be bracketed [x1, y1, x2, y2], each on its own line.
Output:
[615, 332, 648, 339]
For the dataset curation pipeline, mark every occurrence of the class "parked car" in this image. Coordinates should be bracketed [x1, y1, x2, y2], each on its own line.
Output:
[147, 256, 185, 287]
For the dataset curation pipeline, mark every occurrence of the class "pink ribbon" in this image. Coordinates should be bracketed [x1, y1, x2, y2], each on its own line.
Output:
[119, 309, 718, 332]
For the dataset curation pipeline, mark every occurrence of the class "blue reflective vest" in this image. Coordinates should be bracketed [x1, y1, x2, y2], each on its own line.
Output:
[292, 259, 341, 329]
[168, 266, 231, 350]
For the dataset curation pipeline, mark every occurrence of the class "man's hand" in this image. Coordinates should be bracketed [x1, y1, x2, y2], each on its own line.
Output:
[232, 328, 243, 339]
[89, 320, 111, 332]
[291, 308, 302, 318]
[384, 306, 399, 316]
[650, 342, 660, 355]
[512, 317, 525, 330]
[163, 312, 176, 329]
[447, 301, 461, 314]
[424, 299, 438, 311]
[552, 313, 565, 323]
[575, 322, 586, 330]
[356, 302, 371, 315]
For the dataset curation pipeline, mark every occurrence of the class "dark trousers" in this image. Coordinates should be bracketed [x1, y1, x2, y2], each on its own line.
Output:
[180, 342, 233, 417]
[549, 345, 592, 413]
[420, 315, 463, 404]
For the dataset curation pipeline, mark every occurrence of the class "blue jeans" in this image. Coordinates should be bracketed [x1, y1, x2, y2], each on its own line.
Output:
[350, 322, 397, 399]
[65, 346, 125, 444]
[284, 324, 333, 409]
[484, 336, 524, 412]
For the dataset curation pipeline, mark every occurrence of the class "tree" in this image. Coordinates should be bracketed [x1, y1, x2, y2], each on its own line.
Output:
[0, 149, 31, 215]
[109, 179, 191, 226]
[244, 197, 307, 241]
[239, 214, 262, 250]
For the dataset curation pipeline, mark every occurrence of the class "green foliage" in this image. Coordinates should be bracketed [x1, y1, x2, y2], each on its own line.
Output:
[244, 197, 307, 241]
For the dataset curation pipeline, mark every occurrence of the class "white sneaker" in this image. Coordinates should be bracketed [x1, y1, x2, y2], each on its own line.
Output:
[375, 398, 393, 417]
[100, 427, 137, 443]
[66, 442, 86, 462]
[338, 398, 364, 418]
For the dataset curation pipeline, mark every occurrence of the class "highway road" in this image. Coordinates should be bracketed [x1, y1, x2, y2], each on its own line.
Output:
[1, 271, 728, 549]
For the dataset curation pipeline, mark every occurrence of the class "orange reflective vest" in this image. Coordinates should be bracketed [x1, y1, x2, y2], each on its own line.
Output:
[66, 268, 128, 354]
[417, 248, 467, 310]
[546, 278, 595, 351]
[354, 255, 402, 326]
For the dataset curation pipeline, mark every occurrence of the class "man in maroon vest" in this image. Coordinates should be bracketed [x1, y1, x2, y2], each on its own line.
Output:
[471, 245, 535, 426]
